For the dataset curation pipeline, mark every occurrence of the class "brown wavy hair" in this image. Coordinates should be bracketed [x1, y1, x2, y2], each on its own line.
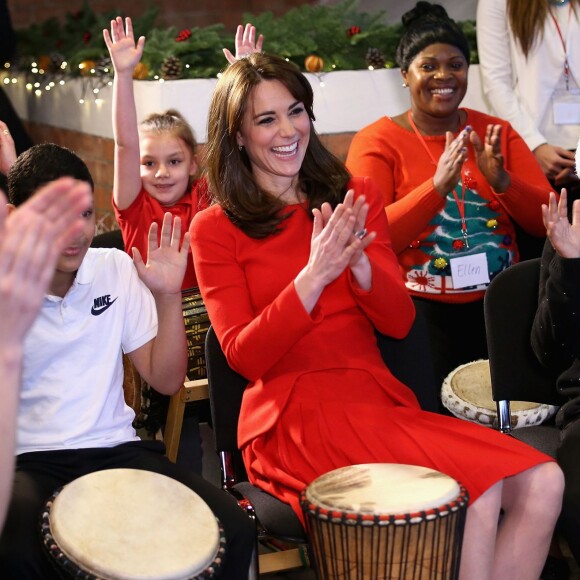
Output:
[507, 0, 580, 57]
[204, 53, 351, 238]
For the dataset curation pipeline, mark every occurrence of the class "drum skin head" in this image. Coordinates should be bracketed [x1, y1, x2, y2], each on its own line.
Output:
[304, 463, 460, 515]
[301, 464, 468, 579]
[441, 359, 558, 428]
[48, 468, 221, 580]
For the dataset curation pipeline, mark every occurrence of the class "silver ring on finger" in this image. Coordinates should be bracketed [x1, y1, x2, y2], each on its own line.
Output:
[354, 228, 367, 240]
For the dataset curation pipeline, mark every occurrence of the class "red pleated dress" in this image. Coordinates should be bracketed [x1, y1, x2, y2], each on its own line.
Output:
[190, 176, 552, 525]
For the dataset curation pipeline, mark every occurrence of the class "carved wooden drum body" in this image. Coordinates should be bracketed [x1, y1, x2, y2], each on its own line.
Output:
[300, 463, 469, 580]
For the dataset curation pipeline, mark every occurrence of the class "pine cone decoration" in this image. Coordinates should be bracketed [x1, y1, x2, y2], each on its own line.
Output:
[160, 55, 182, 80]
[96, 56, 112, 78]
[50, 52, 66, 71]
[366, 48, 385, 70]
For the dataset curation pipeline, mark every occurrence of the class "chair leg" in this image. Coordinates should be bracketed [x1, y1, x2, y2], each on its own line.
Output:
[248, 544, 259, 580]
[164, 388, 186, 463]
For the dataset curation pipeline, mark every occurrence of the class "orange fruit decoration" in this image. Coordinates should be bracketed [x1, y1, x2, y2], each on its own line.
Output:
[37, 55, 53, 73]
[78, 60, 96, 76]
[304, 55, 324, 73]
[133, 62, 149, 80]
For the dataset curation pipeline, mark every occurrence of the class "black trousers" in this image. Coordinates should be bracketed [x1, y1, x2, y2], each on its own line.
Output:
[412, 297, 488, 389]
[0, 441, 254, 579]
[557, 419, 580, 564]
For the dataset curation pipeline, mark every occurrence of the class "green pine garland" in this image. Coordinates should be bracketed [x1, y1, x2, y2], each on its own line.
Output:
[9, 0, 478, 80]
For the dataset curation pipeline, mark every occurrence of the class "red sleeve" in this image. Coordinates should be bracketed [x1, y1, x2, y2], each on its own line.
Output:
[190, 209, 320, 381]
[346, 124, 445, 254]
[347, 177, 415, 337]
[493, 122, 552, 237]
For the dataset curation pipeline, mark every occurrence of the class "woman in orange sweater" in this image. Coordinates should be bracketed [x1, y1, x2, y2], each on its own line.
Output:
[346, 2, 552, 387]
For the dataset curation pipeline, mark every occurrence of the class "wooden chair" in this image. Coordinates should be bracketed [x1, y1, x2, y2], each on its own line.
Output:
[164, 287, 211, 462]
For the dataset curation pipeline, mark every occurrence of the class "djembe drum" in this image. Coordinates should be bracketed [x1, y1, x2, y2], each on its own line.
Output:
[41, 468, 225, 580]
[441, 359, 558, 429]
[300, 463, 468, 580]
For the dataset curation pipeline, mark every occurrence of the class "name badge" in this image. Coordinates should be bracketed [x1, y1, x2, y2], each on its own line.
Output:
[553, 91, 580, 125]
[450, 253, 490, 289]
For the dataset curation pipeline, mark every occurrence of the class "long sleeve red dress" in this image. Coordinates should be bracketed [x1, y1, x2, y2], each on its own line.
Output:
[190, 175, 551, 523]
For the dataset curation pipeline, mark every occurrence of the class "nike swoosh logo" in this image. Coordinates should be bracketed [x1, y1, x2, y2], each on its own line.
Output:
[91, 297, 118, 316]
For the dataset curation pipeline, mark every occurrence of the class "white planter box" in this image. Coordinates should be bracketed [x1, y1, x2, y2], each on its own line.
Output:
[2, 66, 490, 142]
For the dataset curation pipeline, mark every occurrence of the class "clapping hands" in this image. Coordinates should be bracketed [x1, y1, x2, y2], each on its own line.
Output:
[471, 124, 510, 192]
[309, 190, 375, 288]
[433, 128, 470, 197]
[433, 124, 511, 196]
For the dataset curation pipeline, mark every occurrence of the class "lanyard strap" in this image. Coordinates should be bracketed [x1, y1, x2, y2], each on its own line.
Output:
[407, 111, 469, 242]
[549, 4, 572, 89]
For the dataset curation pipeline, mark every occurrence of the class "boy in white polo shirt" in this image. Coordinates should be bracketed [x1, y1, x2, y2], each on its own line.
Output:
[0, 143, 253, 578]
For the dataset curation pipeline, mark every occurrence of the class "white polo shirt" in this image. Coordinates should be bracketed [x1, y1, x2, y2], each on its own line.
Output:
[17, 248, 158, 455]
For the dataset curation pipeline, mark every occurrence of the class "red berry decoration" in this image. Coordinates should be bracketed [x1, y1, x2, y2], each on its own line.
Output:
[83, 31, 91, 45]
[463, 171, 477, 189]
[452, 239, 465, 251]
[409, 240, 421, 249]
[176, 29, 192, 42]
[488, 200, 500, 211]
[347, 26, 362, 37]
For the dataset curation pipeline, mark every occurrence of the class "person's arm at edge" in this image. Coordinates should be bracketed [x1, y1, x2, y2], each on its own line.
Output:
[476, 0, 546, 152]
[0, 179, 91, 528]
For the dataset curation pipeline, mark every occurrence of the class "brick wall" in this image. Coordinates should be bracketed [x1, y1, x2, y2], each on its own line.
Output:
[7, 0, 314, 33]
[25, 121, 355, 234]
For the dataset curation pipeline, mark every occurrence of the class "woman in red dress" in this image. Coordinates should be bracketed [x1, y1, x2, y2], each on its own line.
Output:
[190, 52, 564, 579]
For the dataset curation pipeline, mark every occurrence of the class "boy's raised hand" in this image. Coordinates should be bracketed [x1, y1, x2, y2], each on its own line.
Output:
[103, 16, 145, 75]
[223, 23, 264, 64]
[132, 213, 189, 295]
